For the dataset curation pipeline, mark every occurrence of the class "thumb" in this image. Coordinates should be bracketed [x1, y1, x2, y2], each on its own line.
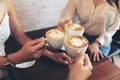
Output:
[75, 53, 85, 64]
[29, 38, 45, 50]
[28, 38, 43, 46]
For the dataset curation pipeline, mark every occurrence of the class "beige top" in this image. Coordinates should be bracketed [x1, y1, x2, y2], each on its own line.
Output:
[60, 0, 120, 46]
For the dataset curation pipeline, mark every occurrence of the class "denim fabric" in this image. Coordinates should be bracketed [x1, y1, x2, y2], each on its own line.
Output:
[83, 33, 110, 56]
[99, 44, 111, 56]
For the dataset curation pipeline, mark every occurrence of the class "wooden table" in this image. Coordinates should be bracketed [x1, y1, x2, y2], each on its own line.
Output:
[6, 55, 120, 80]
[4, 27, 120, 80]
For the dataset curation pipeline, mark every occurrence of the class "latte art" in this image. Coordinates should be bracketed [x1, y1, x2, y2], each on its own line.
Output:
[64, 35, 88, 57]
[47, 29, 65, 39]
[66, 23, 84, 31]
[65, 35, 88, 48]
[70, 38, 83, 47]
[45, 28, 66, 49]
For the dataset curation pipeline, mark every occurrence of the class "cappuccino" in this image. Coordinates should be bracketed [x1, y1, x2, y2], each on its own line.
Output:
[65, 23, 85, 36]
[64, 35, 88, 57]
[65, 35, 87, 48]
[66, 23, 84, 31]
[46, 29, 65, 39]
[45, 29, 66, 49]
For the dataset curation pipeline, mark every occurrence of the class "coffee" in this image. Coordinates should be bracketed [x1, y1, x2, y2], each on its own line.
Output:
[64, 35, 88, 57]
[46, 29, 65, 39]
[45, 29, 66, 49]
[65, 23, 85, 36]
[65, 35, 88, 48]
[65, 23, 84, 31]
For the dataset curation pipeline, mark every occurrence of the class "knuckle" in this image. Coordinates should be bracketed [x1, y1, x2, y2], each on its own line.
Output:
[30, 49, 36, 53]
[33, 55, 38, 59]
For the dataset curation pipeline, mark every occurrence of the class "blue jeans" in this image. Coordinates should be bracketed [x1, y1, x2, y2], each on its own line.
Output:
[83, 33, 111, 56]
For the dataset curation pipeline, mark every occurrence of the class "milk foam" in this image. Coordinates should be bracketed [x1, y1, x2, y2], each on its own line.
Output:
[70, 38, 87, 47]
[70, 38, 83, 47]
[49, 29, 64, 39]
[70, 24, 81, 30]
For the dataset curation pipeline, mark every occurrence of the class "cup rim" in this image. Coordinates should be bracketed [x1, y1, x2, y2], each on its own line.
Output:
[45, 28, 66, 40]
[65, 23, 85, 31]
[64, 35, 89, 49]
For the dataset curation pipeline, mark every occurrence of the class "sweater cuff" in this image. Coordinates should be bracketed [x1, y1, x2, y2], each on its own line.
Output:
[96, 37, 105, 46]
[96, 33, 112, 47]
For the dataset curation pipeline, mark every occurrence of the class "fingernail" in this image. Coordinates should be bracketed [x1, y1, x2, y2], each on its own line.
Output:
[102, 56, 104, 58]
[97, 58, 99, 61]
[65, 62, 68, 64]
[94, 58, 96, 61]
[44, 38, 47, 40]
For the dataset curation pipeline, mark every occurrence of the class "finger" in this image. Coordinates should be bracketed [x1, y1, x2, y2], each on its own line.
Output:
[88, 46, 93, 59]
[56, 26, 64, 31]
[99, 50, 104, 59]
[62, 53, 71, 62]
[70, 58, 76, 64]
[65, 20, 68, 23]
[66, 19, 72, 24]
[34, 47, 46, 57]
[97, 50, 104, 61]
[75, 53, 84, 64]
[40, 37, 47, 44]
[93, 51, 97, 61]
[28, 38, 44, 46]
[69, 19, 72, 23]
[84, 54, 93, 70]
[36, 55, 42, 59]
[94, 49, 100, 61]
[68, 63, 72, 70]
[32, 41, 46, 51]
[39, 37, 45, 42]
[58, 21, 66, 27]
[59, 59, 69, 64]
[97, 53, 99, 61]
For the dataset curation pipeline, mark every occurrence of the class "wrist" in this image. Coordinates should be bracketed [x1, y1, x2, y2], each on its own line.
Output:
[8, 51, 25, 64]
[95, 40, 101, 46]
[4, 54, 15, 67]
[68, 74, 86, 80]
[43, 50, 53, 56]
[43, 50, 55, 59]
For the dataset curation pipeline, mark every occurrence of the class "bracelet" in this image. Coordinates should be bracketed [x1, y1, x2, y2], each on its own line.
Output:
[4, 55, 15, 67]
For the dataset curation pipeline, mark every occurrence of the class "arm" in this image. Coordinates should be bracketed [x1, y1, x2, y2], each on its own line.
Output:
[57, 0, 77, 30]
[43, 50, 71, 64]
[0, 0, 47, 68]
[0, 38, 46, 68]
[96, 13, 120, 47]
[5, 0, 31, 45]
[60, 0, 77, 21]
[89, 11, 120, 61]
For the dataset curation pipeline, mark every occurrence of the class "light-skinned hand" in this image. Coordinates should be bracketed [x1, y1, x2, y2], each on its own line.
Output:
[88, 40, 104, 61]
[57, 19, 72, 31]
[50, 52, 71, 64]
[68, 53, 93, 80]
[20, 37, 46, 59]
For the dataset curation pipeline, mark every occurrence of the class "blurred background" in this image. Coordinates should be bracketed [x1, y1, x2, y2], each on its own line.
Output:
[13, 0, 69, 32]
